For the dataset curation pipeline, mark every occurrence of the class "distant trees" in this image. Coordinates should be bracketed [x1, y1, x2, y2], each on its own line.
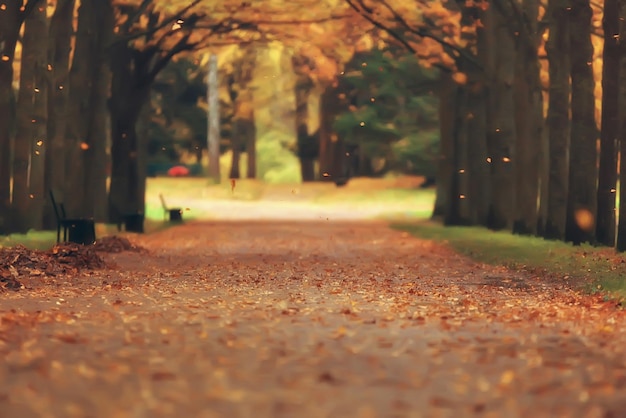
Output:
[345, 0, 626, 252]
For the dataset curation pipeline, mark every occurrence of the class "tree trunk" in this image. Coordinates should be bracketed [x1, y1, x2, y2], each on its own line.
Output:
[486, 4, 517, 231]
[318, 86, 335, 181]
[596, 0, 619, 247]
[565, 0, 597, 245]
[108, 43, 149, 222]
[246, 111, 256, 179]
[83, 0, 113, 222]
[434, 72, 457, 221]
[445, 80, 470, 225]
[465, 79, 490, 226]
[0, 1, 24, 233]
[229, 46, 256, 180]
[12, 3, 48, 232]
[544, 0, 571, 240]
[229, 143, 241, 179]
[44, 0, 75, 230]
[207, 54, 220, 183]
[293, 57, 316, 182]
[616, 0, 626, 251]
[65, 0, 97, 217]
[512, 0, 542, 236]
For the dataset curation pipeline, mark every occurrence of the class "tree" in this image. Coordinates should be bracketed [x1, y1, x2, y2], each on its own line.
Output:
[108, 1, 204, 224]
[292, 54, 317, 181]
[228, 46, 257, 179]
[0, 0, 43, 232]
[544, 0, 571, 240]
[65, 0, 113, 221]
[512, 0, 543, 235]
[44, 0, 75, 230]
[597, 0, 619, 247]
[12, 1, 48, 232]
[565, 0, 597, 245]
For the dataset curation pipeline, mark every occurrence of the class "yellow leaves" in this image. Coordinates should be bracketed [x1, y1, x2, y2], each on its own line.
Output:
[452, 72, 468, 85]
[499, 369, 515, 386]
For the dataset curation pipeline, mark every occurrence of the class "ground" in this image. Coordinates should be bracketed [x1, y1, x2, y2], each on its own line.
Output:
[1, 181, 626, 417]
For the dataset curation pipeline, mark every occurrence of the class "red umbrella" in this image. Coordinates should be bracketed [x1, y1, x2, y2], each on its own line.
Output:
[167, 165, 190, 177]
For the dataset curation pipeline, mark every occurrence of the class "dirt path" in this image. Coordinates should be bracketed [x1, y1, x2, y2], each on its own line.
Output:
[1, 220, 626, 418]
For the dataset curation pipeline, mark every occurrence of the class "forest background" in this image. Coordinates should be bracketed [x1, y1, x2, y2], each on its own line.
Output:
[1, 0, 625, 253]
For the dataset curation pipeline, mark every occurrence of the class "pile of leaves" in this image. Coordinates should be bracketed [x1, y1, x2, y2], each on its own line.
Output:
[1, 236, 145, 291]
[93, 236, 145, 253]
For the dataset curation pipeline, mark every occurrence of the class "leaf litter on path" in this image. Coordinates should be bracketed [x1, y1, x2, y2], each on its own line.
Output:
[0, 220, 626, 417]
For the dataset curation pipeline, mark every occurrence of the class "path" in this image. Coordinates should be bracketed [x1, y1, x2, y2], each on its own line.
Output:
[1, 220, 626, 418]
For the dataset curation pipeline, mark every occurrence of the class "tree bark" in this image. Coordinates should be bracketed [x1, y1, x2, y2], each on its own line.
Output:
[565, 0, 597, 245]
[318, 85, 339, 181]
[83, 0, 113, 222]
[207, 54, 221, 183]
[0, 1, 25, 233]
[44, 0, 75, 230]
[246, 111, 257, 179]
[229, 46, 256, 180]
[65, 0, 97, 217]
[616, 0, 626, 251]
[544, 0, 571, 240]
[434, 72, 457, 221]
[108, 43, 150, 222]
[512, 0, 542, 236]
[12, 2, 48, 232]
[487, 4, 517, 230]
[596, 0, 619, 247]
[293, 56, 316, 182]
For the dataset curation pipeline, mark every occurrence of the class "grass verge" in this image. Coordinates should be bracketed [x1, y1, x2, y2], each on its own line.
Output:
[393, 220, 626, 301]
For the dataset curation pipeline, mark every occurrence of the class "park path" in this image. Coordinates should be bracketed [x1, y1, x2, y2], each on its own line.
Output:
[1, 219, 626, 418]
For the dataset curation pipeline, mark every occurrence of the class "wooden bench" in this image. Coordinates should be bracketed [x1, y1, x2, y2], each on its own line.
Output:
[49, 191, 96, 245]
[159, 194, 183, 222]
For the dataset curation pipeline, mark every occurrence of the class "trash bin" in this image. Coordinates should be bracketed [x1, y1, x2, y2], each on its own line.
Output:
[168, 209, 182, 222]
[67, 220, 96, 245]
[124, 213, 144, 233]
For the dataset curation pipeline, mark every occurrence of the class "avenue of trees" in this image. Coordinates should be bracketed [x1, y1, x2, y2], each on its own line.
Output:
[345, 0, 626, 251]
[3, 0, 626, 254]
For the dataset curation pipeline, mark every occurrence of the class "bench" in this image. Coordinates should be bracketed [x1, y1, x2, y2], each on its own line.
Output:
[49, 191, 96, 245]
[159, 194, 183, 222]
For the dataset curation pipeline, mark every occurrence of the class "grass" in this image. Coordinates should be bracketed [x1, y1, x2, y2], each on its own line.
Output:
[2, 176, 435, 250]
[393, 220, 626, 301]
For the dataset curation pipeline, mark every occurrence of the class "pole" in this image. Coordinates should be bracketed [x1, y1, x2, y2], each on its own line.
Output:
[207, 53, 220, 183]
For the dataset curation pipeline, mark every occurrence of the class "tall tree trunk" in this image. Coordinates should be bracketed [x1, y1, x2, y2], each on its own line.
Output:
[246, 111, 256, 179]
[293, 57, 316, 182]
[512, 0, 541, 235]
[229, 46, 256, 180]
[544, 0, 571, 240]
[26, 6, 48, 231]
[434, 71, 457, 221]
[44, 0, 75, 230]
[108, 43, 150, 222]
[12, 3, 48, 232]
[318, 85, 338, 181]
[65, 0, 97, 217]
[83, 0, 113, 222]
[465, 79, 490, 226]
[0, 1, 25, 233]
[445, 80, 470, 225]
[616, 0, 626, 251]
[229, 144, 241, 179]
[565, 0, 597, 245]
[487, 4, 517, 230]
[597, 0, 619, 246]
[207, 54, 220, 183]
